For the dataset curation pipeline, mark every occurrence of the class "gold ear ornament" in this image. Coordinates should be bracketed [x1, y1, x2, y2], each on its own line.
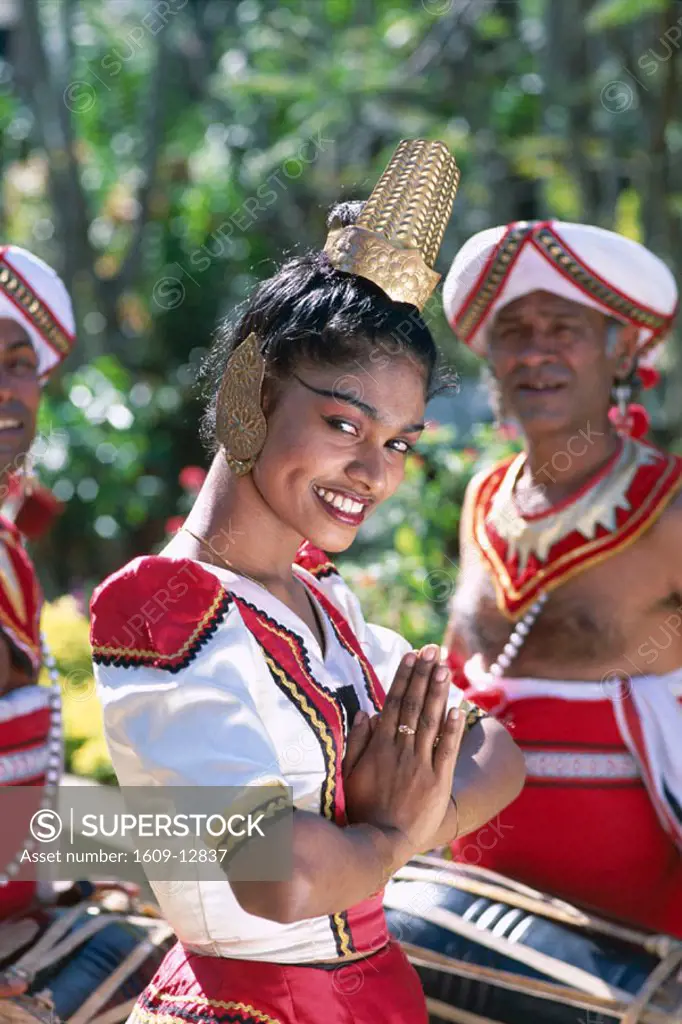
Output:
[216, 332, 268, 476]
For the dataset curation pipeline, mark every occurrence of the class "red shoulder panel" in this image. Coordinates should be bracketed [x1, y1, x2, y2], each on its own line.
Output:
[0, 516, 41, 672]
[90, 556, 232, 673]
[294, 541, 339, 579]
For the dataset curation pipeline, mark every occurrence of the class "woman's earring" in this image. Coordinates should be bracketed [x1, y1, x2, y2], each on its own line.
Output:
[609, 369, 650, 439]
[215, 332, 268, 476]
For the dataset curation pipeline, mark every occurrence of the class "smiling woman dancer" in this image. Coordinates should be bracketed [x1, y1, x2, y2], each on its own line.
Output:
[89, 141, 525, 1024]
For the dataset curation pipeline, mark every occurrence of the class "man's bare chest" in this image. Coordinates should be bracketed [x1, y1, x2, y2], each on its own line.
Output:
[454, 536, 675, 675]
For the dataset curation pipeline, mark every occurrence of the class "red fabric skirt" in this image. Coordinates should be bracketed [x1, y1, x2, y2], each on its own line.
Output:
[129, 939, 428, 1024]
[449, 687, 682, 938]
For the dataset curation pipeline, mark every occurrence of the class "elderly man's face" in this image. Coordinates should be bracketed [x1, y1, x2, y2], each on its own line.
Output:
[486, 291, 637, 439]
[0, 318, 41, 478]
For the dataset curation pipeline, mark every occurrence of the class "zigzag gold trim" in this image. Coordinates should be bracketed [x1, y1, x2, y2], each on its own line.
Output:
[0, 260, 72, 358]
[457, 222, 672, 347]
[297, 574, 386, 713]
[92, 590, 227, 662]
[133, 990, 282, 1024]
[253, 617, 353, 957]
[204, 794, 290, 861]
[533, 226, 669, 331]
[305, 560, 338, 578]
[261, 651, 338, 821]
[322, 604, 382, 712]
[472, 452, 682, 619]
[457, 224, 532, 340]
[332, 910, 351, 951]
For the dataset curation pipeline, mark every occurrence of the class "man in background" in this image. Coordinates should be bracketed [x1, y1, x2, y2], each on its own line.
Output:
[442, 220, 682, 937]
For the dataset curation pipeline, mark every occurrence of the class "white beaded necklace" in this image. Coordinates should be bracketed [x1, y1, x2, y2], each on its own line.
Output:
[0, 633, 62, 887]
[485, 590, 548, 680]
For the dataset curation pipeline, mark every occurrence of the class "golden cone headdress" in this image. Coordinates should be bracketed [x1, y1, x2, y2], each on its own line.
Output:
[324, 139, 460, 311]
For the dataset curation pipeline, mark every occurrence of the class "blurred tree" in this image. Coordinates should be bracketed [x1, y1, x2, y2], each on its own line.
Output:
[0, 0, 678, 600]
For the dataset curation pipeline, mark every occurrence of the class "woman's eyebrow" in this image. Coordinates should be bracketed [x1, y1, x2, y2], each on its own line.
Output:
[294, 373, 424, 433]
[294, 373, 378, 419]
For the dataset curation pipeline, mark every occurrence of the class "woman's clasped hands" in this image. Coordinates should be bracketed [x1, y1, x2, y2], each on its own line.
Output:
[343, 643, 466, 856]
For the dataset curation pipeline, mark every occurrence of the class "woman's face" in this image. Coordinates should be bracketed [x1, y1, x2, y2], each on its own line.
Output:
[252, 353, 427, 552]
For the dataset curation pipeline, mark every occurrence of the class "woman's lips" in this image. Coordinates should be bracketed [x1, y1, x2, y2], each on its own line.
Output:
[312, 485, 369, 527]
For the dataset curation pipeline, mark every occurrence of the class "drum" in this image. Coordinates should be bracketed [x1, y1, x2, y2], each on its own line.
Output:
[384, 855, 682, 1024]
[0, 896, 174, 1024]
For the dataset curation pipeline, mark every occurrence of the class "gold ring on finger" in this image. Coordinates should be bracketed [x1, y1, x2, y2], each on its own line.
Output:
[398, 724, 416, 736]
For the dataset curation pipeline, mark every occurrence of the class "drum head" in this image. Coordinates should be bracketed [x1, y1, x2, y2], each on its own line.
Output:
[1, 904, 174, 1024]
[385, 857, 682, 1024]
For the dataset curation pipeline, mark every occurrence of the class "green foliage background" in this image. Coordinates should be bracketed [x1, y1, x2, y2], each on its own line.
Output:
[2, 0, 681, 775]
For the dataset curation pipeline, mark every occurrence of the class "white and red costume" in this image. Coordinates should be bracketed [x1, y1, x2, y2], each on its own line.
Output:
[442, 220, 682, 937]
[0, 517, 52, 918]
[0, 244, 74, 918]
[91, 543, 478, 1023]
[450, 442, 682, 936]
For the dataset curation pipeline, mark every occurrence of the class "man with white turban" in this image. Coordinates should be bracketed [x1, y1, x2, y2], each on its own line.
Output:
[0, 247, 140, 1006]
[441, 219, 682, 937]
[0, 245, 75, 993]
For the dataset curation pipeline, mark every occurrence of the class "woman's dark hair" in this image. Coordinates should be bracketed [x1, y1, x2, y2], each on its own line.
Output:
[199, 201, 447, 450]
